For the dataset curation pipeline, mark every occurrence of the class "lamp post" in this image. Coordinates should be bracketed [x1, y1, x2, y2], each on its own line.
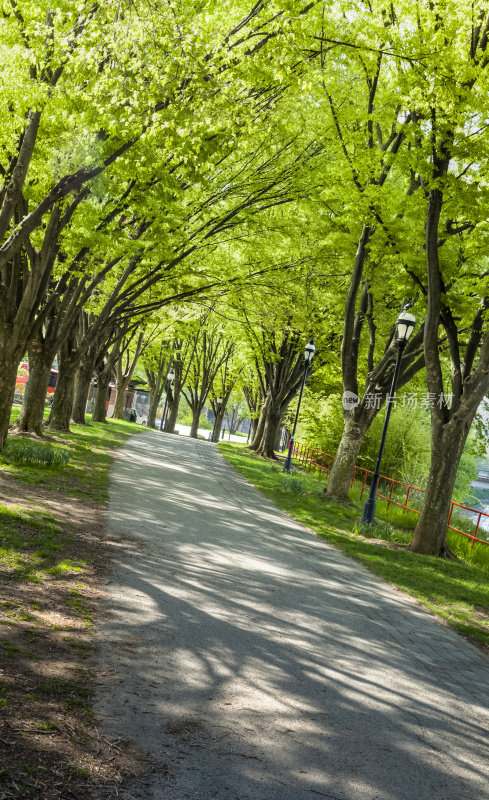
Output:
[283, 338, 316, 474]
[361, 309, 416, 524]
[160, 367, 175, 431]
[212, 397, 223, 442]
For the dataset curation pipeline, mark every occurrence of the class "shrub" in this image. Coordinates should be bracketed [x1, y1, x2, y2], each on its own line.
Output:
[5, 439, 69, 468]
[354, 520, 394, 540]
[279, 474, 306, 494]
[353, 519, 411, 544]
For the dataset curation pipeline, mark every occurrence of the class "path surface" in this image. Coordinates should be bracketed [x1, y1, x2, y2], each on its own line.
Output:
[96, 431, 489, 800]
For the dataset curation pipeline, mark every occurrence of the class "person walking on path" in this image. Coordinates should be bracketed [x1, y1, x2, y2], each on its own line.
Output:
[96, 430, 489, 800]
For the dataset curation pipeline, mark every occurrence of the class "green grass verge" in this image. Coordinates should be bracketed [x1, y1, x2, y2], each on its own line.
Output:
[217, 442, 489, 651]
[1, 415, 145, 582]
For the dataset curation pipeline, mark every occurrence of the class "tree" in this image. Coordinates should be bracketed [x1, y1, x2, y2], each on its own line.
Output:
[392, 2, 489, 556]
[91, 337, 124, 424]
[0, 0, 319, 448]
[285, 7, 430, 499]
[249, 325, 313, 458]
[143, 342, 172, 429]
[111, 332, 145, 420]
[180, 320, 233, 438]
[224, 397, 248, 438]
[325, 298, 425, 500]
[208, 344, 239, 442]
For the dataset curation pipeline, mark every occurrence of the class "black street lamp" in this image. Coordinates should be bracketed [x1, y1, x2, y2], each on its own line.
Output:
[361, 309, 416, 524]
[160, 367, 175, 431]
[212, 397, 223, 442]
[283, 338, 316, 474]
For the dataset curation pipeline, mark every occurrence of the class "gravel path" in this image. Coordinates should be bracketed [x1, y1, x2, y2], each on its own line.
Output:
[96, 431, 489, 800]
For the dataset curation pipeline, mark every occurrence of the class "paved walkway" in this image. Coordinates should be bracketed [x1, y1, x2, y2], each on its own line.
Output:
[96, 431, 489, 800]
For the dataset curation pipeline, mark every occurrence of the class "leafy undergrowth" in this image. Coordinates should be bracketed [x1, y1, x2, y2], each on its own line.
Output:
[0, 417, 149, 799]
[218, 443, 489, 656]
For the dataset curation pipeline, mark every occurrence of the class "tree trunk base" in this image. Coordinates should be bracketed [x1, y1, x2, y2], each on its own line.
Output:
[47, 421, 71, 433]
[8, 429, 46, 440]
[254, 445, 279, 460]
[320, 492, 355, 508]
[323, 485, 351, 502]
[10, 420, 45, 437]
[409, 540, 460, 559]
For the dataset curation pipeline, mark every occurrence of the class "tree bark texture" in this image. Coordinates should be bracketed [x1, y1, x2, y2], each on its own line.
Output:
[249, 400, 268, 451]
[164, 393, 180, 433]
[91, 339, 122, 423]
[0, 358, 22, 449]
[252, 397, 284, 459]
[410, 416, 470, 555]
[190, 411, 200, 439]
[48, 339, 79, 432]
[189, 403, 206, 438]
[212, 411, 226, 442]
[112, 375, 131, 419]
[112, 332, 144, 419]
[12, 341, 52, 435]
[326, 406, 379, 500]
[147, 393, 159, 429]
[91, 373, 111, 423]
[72, 358, 94, 424]
[145, 358, 168, 429]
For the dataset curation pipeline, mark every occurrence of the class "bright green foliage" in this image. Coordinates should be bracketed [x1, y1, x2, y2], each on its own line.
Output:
[3, 0, 489, 540]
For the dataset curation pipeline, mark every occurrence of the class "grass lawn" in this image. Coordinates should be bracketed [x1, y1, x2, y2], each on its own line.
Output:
[0, 415, 148, 798]
[217, 442, 489, 655]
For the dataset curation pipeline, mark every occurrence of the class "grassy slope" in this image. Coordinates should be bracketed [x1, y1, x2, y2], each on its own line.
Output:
[217, 442, 489, 653]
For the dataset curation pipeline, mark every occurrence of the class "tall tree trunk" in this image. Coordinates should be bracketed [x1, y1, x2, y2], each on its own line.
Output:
[91, 338, 122, 423]
[212, 410, 226, 442]
[410, 416, 470, 556]
[189, 406, 202, 438]
[72, 357, 94, 424]
[48, 339, 79, 432]
[249, 401, 267, 451]
[253, 398, 283, 458]
[0, 356, 22, 448]
[326, 406, 378, 500]
[274, 425, 282, 451]
[112, 331, 144, 419]
[164, 392, 180, 433]
[92, 371, 111, 423]
[112, 375, 131, 419]
[145, 357, 168, 430]
[12, 341, 52, 435]
[147, 394, 158, 428]
[48, 370, 76, 431]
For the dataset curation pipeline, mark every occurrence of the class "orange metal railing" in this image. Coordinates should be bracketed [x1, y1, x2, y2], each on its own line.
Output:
[291, 442, 489, 550]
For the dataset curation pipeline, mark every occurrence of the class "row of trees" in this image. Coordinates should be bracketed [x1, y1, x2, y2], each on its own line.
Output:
[4, 0, 489, 560]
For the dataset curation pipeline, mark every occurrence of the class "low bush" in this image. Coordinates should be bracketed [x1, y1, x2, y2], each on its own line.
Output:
[354, 520, 394, 539]
[279, 474, 306, 494]
[4, 439, 69, 468]
[353, 520, 412, 545]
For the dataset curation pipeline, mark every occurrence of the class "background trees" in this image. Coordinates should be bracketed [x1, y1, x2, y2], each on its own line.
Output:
[5, 0, 489, 559]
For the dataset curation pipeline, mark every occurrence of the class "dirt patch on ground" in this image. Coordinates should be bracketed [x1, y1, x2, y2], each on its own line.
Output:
[0, 472, 153, 799]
